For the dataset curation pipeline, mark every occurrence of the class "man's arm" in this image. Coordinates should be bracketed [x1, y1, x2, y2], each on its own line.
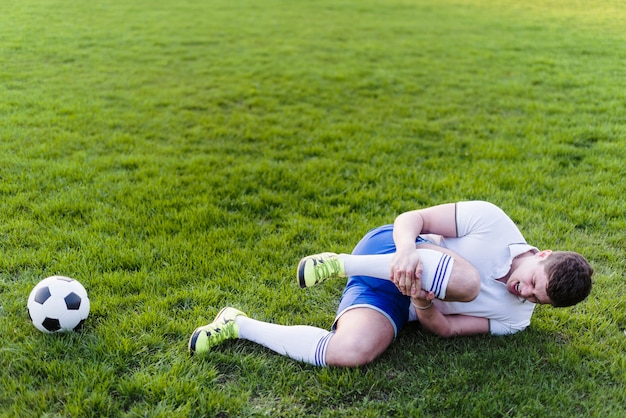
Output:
[412, 298, 490, 337]
[392, 203, 458, 253]
[391, 203, 459, 293]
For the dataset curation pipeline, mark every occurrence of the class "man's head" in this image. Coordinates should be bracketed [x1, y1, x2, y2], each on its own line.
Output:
[506, 250, 593, 306]
[542, 251, 594, 307]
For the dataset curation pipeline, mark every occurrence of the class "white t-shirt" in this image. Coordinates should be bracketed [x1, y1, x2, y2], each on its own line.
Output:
[412, 201, 537, 335]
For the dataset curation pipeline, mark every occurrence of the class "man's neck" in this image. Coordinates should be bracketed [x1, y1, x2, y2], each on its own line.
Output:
[497, 250, 535, 283]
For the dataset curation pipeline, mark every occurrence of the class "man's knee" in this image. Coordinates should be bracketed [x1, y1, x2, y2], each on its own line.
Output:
[445, 257, 480, 302]
[325, 308, 395, 367]
[327, 335, 383, 367]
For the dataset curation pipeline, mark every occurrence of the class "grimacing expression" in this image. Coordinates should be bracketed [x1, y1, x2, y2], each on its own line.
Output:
[506, 250, 553, 305]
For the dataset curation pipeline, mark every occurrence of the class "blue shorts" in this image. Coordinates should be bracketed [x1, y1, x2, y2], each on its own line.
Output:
[333, 225, 430, 338]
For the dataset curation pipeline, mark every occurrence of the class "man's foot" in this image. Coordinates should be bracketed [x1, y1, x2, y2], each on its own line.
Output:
[188, 307, 247, 356]
[297, 252, 346, 288]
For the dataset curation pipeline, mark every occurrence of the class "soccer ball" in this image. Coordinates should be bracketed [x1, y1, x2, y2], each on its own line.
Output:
[27, 276, 90, 333]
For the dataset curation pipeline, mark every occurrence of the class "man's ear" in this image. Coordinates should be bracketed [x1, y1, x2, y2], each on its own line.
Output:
[537, 249, 553, 259]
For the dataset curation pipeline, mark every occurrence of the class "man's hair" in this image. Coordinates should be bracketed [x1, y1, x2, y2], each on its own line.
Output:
[543, 251, 593, 307]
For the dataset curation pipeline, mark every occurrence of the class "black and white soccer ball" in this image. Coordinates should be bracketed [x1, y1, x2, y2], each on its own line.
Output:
[27, 276, 90, 333]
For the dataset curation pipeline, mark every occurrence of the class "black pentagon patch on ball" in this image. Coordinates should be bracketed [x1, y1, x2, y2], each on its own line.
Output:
[64, 292, 82, 310]
[42, 317, 61, 332]
[34, 287, 52, 304]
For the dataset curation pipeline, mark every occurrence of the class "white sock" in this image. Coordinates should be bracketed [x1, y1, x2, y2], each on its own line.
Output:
[340, 249, 453, 299]
[236, 317, 333, 367]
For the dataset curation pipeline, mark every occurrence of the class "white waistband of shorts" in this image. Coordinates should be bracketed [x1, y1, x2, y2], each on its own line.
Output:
[332, 304, 399, 339]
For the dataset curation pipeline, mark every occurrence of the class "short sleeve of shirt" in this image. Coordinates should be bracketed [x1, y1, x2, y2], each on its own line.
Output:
[455, 201, 517, 240]
[489, 319, 529, 335]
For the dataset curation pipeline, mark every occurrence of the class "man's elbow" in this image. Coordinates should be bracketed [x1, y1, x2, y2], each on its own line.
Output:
[437, 330, 456, 338]
[426, 325, 456, 338]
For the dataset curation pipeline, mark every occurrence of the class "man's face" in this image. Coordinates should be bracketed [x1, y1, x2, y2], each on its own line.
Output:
[506, 250, 554, 305]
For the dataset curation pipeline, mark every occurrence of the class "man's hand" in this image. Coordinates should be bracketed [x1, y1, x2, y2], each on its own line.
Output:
[411, 291, 436, 308]
[390, 249, 419, 295]
[390, 250, 430, 297]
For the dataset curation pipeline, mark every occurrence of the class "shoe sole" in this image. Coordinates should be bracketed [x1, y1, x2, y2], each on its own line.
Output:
[188, 328, 202, 356]
[297, 257, 308, 288]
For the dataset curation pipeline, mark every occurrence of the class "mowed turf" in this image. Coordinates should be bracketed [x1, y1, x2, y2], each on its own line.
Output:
[1, 0, 625, 416]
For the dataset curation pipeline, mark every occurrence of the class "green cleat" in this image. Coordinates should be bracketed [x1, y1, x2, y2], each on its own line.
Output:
[188, 307, 247, 356]
[297, 252, 346, 288]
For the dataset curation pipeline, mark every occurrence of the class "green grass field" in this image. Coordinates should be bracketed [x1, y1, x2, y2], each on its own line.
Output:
[1, 0, 625, 416]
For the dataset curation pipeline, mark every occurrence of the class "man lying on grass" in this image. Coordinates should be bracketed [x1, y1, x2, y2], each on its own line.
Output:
[189, 201, 593, 367]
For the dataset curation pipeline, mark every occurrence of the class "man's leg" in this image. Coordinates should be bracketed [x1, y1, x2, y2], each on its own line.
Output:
[229, 306, 395, 367]
[299, 244, 480, 302]
[188, 307, 391, 367]
[189, 307, 334, 367]
[236, 316, 333, 366]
